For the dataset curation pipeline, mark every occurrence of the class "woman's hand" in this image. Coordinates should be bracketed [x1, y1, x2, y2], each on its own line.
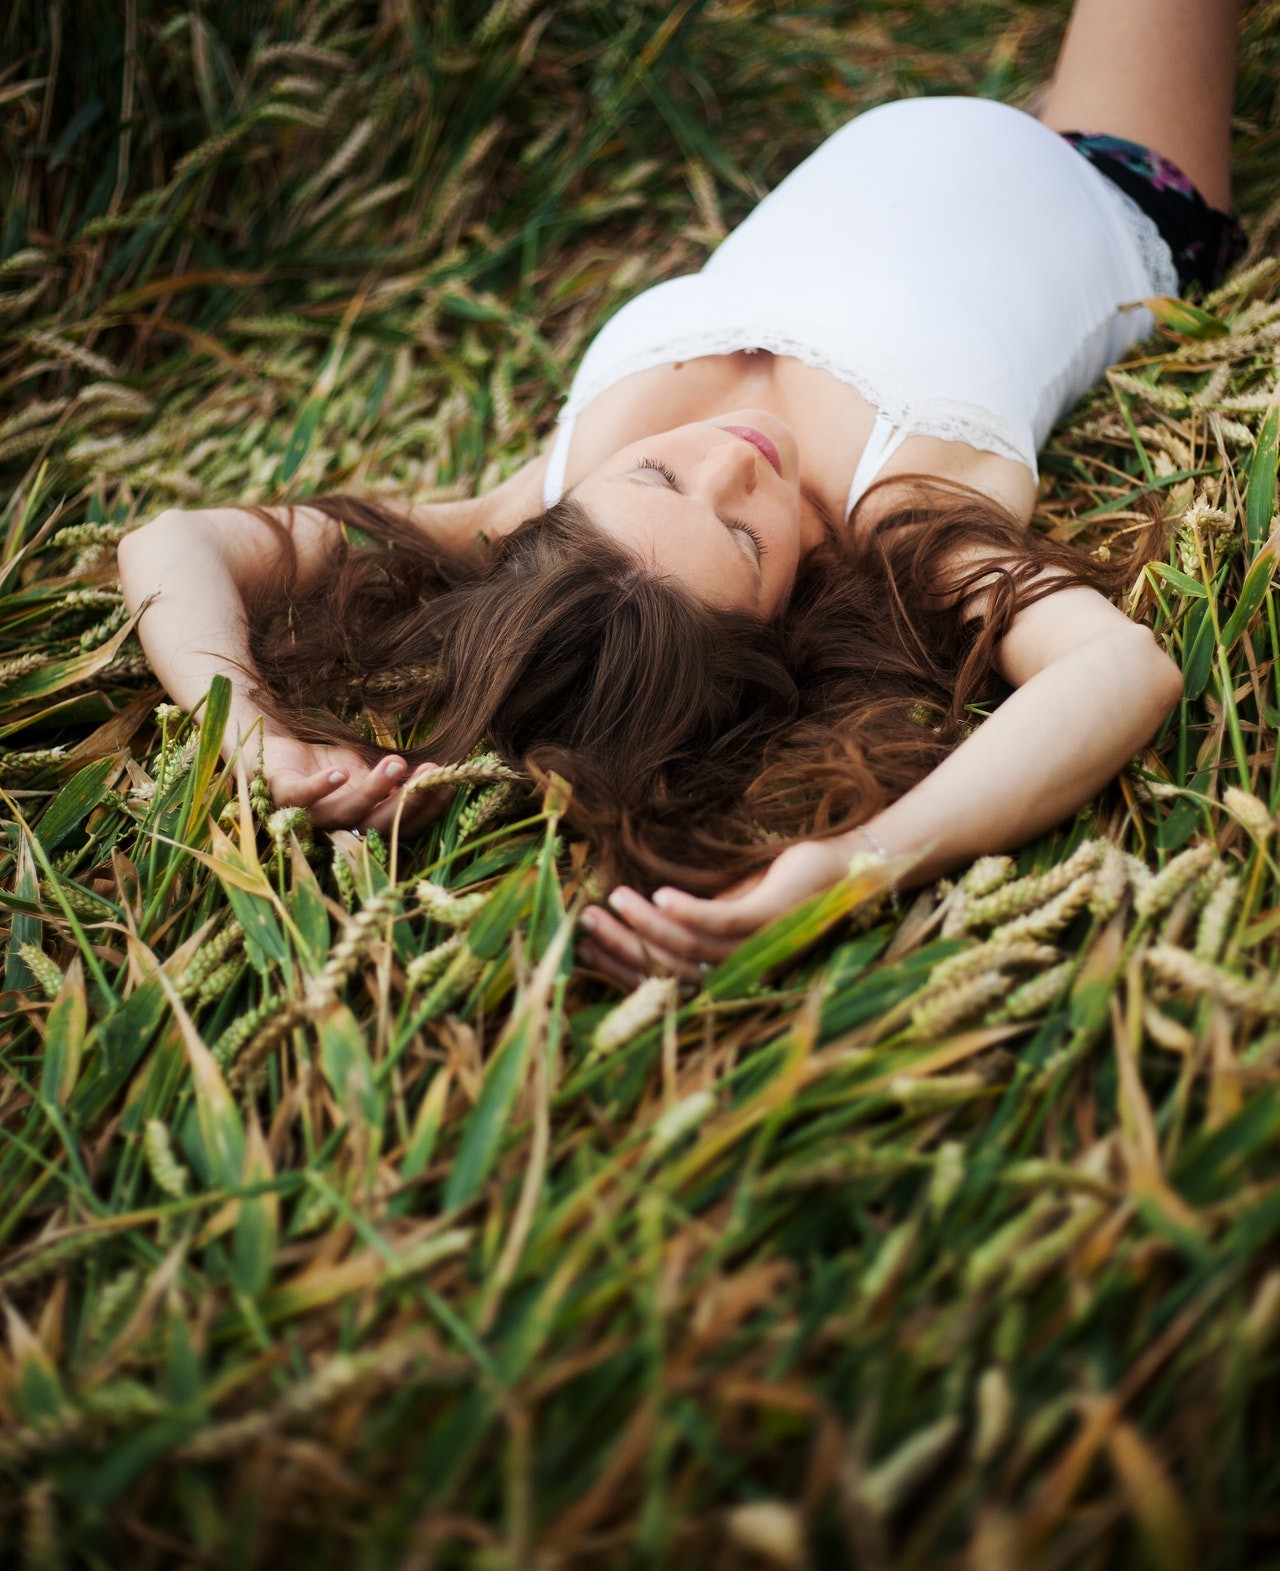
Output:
[257, 732, 451, 835]
[579, 835, 856, 989]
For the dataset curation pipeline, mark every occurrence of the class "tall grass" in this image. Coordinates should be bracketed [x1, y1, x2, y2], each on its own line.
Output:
[2, 2, 1280, 1566]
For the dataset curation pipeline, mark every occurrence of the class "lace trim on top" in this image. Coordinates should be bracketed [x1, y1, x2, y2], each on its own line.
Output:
[556, 323, 1039, 477]
[1090, 178, 1179, 297]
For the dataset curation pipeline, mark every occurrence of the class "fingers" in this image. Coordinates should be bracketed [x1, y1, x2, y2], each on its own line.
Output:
[303, 756, 409, 829]
[578, 939, 647, 991]
[578, 903, 710, 986]
[649, 883, 771, 939]
[602, 888, 738, 965]
[268, 753, 456, 837]
[269, 766, 350, 810]
[360, 763, 453, 836]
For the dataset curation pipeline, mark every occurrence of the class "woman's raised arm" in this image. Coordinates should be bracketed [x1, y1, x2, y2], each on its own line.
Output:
[118, 502, 441, 829]
[117, 452, 551, 831]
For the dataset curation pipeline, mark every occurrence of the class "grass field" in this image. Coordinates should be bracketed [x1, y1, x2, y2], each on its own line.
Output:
[3, 2, 1280, 1566]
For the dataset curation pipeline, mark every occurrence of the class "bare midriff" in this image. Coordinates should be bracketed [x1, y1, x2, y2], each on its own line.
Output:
[550, 349, 1038, 546]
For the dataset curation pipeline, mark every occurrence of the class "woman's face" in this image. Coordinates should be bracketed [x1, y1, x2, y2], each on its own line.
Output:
[568, 409, 805, 618]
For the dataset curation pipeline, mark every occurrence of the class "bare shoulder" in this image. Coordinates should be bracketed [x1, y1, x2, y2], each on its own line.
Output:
[847, 450, 1037, 550]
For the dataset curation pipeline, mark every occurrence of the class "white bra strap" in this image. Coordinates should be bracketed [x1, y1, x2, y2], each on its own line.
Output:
[542, 413, 575, 510]
[844, 410, 910, 521]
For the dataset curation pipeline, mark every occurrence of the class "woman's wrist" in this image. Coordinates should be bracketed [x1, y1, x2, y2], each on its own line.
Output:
[846, 823, 902, 912]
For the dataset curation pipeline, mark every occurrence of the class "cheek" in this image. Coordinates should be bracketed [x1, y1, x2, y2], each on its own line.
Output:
[768, 501, 802, 562]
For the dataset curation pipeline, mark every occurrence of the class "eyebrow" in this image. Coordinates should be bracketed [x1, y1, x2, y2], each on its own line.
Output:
[609, 473, 763, 590]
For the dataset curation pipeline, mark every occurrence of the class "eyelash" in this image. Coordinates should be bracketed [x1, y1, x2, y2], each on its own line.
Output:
[636, 456, 768, 560]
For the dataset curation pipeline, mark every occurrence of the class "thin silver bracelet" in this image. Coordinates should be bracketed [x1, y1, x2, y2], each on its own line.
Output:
[855, 826, 901, 915]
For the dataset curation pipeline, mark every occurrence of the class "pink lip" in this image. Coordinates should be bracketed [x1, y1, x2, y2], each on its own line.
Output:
[723, 424, 782, 477]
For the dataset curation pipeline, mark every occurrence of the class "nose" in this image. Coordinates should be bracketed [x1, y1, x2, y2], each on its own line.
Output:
[700, 434, 758, 499]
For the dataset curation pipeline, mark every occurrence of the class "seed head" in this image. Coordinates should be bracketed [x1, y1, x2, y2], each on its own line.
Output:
[416, 880, 491, 926]
[991, 873, 1094, 943]
[973, 1367, 1013, 1466]
[405, 932, 466, 987]
[1146, 943, 1272, 1012]
[591, 974, 678, 1057]
[456, 781, 513, 841]
[650, 1088, 716, 1156]
[1223, 787, 1274, 842]
[143, 1119, 189, 1198]
[959, 855, 1015, 897]
[1135, 845, 1217, 919]
[962, 842, 1101, 931]
[1089, 843, 1130, 920]
[267, 805, 312, 850]
[1195, 871, 1240, 962]
[19, 943, 63, 999]
[994, 960, 1075, 1021]
[910, 971, 1008, 1037]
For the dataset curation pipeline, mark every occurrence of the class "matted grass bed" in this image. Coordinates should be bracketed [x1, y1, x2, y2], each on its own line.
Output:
[3, 3, 1280, 1567]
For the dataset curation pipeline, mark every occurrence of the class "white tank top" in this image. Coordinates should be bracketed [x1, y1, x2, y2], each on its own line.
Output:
[542, 97, 1175, 522]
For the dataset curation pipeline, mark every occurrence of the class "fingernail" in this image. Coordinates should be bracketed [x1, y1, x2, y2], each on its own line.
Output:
[385, 758, 407, 779]
[653, 889, 672, 909]
[580, 911, 597, 933]
[327, 770, 346, 784]
[607, 889, 628, 913]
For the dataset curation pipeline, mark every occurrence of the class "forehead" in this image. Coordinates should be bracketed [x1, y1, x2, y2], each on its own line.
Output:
[577, 474, 760, 609]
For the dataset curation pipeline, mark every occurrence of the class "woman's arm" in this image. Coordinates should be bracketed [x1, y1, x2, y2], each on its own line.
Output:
[579, 585, 1185, 986]
[118, 503, 438, 829]
[118, 454, 552, 830]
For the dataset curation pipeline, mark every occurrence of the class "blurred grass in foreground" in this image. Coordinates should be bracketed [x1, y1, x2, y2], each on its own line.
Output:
[3, 2, 1280, 1566]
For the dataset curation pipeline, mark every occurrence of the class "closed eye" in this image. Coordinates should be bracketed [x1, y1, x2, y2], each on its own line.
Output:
[636, 456, 767, 567]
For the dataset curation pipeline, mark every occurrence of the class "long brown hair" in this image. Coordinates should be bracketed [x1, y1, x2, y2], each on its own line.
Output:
[244, 482, 1159, 893]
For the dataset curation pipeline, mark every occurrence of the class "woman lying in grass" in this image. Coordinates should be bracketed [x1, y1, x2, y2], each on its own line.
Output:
[120, 0, 1245, 988]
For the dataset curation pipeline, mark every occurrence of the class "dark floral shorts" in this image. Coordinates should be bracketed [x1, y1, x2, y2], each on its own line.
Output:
[1060, 131, 1247, 296]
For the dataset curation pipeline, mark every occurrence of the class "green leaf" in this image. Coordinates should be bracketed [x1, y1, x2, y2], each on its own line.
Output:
[73, 975, 168, 1124]
[398, 1070, 451, 1188]
[1245, 405, 1279, 554]
[179, 672, 232, 840]
[1180, 600, 1216, 701]
[3, 834, 39, 993]
[73, 1418, 196, 1513]
[444, 914, 572, 1211]
[221, 880, 290, 972]
[41, 959, 87, 1106]
[1174, 1088, 1280, 1203]
[231, 1117, 279, 1298]
[1219, 544, 1278, 648]
[317, 1003, 383, 1128]
[163, 1309, 205, 1413]
[34, 756, 116, 853]
[159, 976, 245, 1189]
[444, 1017, 534, 1213]
[527, 821, 567, 969]
[13, 1344, 67, 1425]
[1144, 295, 1230, 340]
[0, 611, 138, 707]
[1146, 562, 1207, 600]
[467, 864, 535, 961]
[287, 843, 330, 968]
